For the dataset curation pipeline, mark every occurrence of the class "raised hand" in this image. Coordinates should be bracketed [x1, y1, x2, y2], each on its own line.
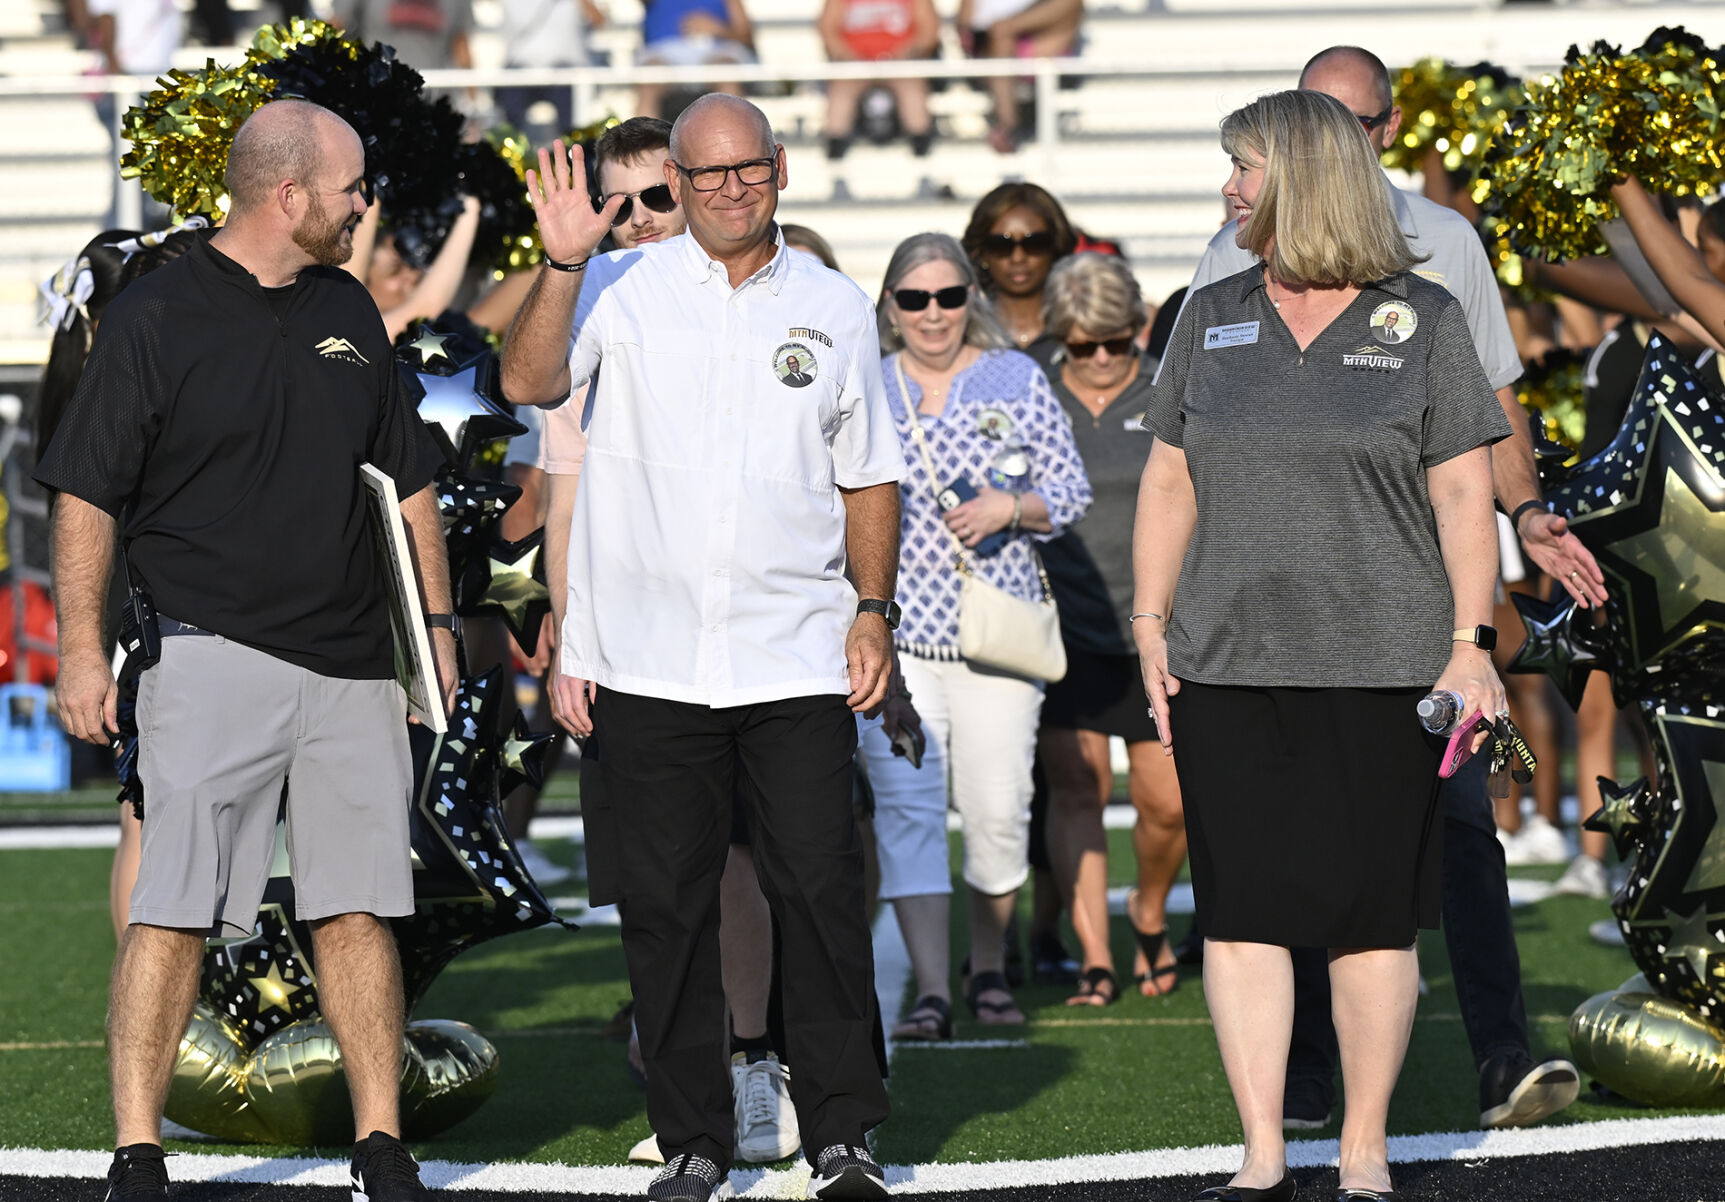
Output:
[524, 139, 625, 267]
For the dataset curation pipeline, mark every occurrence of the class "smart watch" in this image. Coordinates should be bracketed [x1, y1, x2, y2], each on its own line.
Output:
[426, 613, 463, 640]
[857, 599, 902, 630]
[1452, 625, 1497, 652]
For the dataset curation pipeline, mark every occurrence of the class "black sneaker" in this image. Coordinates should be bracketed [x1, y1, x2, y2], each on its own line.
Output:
[1479, 1053, 1580, 1128]
[648, 1152, 733, 1200]
[806, 1144, 886, 1199]
[104, 1144, 168, 1200]
[1283, 1080, 1334, 1130]
[351, 1131, 430, 1201]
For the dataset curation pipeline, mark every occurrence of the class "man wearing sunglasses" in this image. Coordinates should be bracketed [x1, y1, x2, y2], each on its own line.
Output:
[1162, 43, 1602, 1138]
[503, 93, 901, 1202]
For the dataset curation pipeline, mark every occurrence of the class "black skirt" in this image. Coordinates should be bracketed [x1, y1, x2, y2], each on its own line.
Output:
[1170, 680, 1444, 949]
[1041, 647, 1159, 743]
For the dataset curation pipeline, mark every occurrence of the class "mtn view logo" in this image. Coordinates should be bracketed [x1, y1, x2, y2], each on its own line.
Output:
[315, 336, 370, 366]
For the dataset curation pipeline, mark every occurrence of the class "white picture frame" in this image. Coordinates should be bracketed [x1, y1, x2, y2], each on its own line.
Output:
[361, 463, 447, 734]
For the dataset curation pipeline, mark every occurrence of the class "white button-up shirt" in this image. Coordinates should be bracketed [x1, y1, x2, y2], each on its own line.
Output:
[557, 230, 906, 707]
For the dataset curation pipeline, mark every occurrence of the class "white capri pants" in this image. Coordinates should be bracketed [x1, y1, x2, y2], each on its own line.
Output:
[858, 654, 1044, 899]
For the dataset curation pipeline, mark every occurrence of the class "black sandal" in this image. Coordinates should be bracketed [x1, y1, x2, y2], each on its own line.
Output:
[964, 970, 1026, 1025]
[892, 994, 953, 1041]
[1065, 965, 1120, 1007]
[1131, 925, 1181, 997]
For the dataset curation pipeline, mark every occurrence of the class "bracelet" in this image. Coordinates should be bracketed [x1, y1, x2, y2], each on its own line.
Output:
[544, 254, 589, 273]
[1510, 498, 1548, 531]
[1128, 612, 1165, 625]
[1009, 494, 1023, 533]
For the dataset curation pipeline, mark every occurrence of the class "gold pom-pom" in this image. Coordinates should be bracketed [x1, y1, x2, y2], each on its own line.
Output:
[1385, 59, 1522, 177]
[247, 17, 353, 63]
[485, 115, 620, 276]
[1517, 348, 1588, 459]
[1480, 29, 1725, 261]
[119, 60, 276, 220]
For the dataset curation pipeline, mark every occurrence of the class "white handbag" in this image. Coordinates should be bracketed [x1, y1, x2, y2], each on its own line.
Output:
[897, 357, 1068, 683]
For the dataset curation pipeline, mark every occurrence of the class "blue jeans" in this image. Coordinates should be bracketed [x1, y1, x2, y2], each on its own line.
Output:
[1287, 753, 1530, 1103]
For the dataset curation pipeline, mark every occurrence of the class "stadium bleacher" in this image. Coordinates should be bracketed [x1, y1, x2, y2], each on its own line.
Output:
[0, 0, 1700, 362]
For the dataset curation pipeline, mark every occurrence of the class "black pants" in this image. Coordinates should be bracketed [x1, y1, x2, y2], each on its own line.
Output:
[1287, 753, 1530, 1103]
[592, 688, 889, 1168]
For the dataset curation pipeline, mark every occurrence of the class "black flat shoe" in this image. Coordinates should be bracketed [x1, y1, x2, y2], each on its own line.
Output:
[1335, 1190, 1398, 1200]
[1194, 1173, 1296, 1201]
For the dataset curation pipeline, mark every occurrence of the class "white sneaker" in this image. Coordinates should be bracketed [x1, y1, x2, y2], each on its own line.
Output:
[516, 838, 573, 886]
[1589, 918, 1627, 947]
[1552, 853, 1610, 900]
[731, 1051, 800, 1163]
[1503, 815, 1571, 866]
[629, 1132, 666, 1164]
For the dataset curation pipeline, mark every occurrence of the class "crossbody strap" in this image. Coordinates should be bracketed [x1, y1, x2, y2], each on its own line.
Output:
[893, 354, 1054, 602]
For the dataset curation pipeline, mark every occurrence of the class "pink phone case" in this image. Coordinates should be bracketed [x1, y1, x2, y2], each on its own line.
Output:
[1439, 710, 1487, 778]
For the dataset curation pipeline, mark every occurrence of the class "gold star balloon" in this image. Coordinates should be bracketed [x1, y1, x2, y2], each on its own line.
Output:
[457, 528, 552, 655]
[1584, 775, 1655, 859]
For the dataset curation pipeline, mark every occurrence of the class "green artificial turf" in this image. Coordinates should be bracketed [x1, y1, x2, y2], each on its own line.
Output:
[1, 822, 1717, 1168]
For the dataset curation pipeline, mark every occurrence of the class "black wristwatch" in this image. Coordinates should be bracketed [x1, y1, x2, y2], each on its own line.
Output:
[857, 598, 902, 630]
[426, 613, 462, 640]
[1453, 625, 1497, 652]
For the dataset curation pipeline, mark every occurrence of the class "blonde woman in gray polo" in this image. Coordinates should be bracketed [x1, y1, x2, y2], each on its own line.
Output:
[1134, 90, 1509, 1202]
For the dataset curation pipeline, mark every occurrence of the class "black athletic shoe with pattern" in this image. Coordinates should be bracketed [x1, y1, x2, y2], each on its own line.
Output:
[806, 1144, 887, 1199]
[104, 1144, 168, 1200]
[647, 1152, 734, 1200]
[351, 1131, 431, 1201]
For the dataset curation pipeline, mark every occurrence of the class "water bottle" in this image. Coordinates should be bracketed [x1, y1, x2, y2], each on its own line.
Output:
[987, 437, 1031, 493]
[1417, 690, 1465, 735]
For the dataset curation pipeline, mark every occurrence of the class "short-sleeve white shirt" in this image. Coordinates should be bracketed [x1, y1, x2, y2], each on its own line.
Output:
[1160, 175, 1522, 393]
[556, 230, 906, 707]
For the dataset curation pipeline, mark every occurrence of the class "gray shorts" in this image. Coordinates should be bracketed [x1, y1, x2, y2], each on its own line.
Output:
[132, 632, 414, 936]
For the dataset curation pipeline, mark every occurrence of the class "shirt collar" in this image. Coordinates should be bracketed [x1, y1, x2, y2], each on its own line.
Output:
[679, 224, 791, 295]
[1235, 262, 1411, 303]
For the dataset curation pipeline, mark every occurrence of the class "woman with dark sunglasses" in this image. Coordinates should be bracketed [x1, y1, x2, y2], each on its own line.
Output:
[1030, 252, 1189, 1010]
[858, 231, 1090, 1039]
[961, 182, 1078, 369]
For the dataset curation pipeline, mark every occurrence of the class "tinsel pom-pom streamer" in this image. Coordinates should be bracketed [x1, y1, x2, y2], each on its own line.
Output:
[1384, 58, 1521, 178]
[1478, 27, 1725, 262]
[483, 116, 619, 275]
[118, 61, 277, 220]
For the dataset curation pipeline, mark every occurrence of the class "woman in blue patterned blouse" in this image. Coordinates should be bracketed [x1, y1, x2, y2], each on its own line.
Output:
[858, 232, 1091, 1037]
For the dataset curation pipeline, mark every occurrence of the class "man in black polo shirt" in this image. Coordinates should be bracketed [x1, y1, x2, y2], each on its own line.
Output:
[37, 100, 455, 1202]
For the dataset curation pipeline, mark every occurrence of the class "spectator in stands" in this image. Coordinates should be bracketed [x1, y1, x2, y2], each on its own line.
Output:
[497, 0, 606, 139]
[957, 0, 1079, 153]
[862, 231, 1089, 1037]
[782, 223, 841, 271]
[343, 195, 485, 342]
[817, 0, 938, 163]
[1137, 89, 1508, 1200]
[635, 0, 756, 121]
[962, 183, 1077, 367]
[332, 0, 474, 75]
[81, 0, 182, 227]
[1035, 252, 1183, 1006]
[34, 221, 205, 942]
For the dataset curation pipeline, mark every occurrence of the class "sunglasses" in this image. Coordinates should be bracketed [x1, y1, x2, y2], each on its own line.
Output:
[1065, 336, 1136, 359]
[893, 285, 969, 311]
[603, 183, 677, 227]
[981, 230, 1056, 257]
[1358, 106, 1394, 132]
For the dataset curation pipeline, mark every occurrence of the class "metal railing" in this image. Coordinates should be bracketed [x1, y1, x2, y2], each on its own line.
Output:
[0, 56, 1192, 227]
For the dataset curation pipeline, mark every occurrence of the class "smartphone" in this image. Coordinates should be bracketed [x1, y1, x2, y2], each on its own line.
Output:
[1439, 709, 1488, 779]
[889, 722, 926, 770]
[936, 476, 1008, 557]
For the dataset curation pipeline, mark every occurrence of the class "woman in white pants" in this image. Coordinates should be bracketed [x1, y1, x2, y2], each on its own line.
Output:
[859, 232, 1090, 1036]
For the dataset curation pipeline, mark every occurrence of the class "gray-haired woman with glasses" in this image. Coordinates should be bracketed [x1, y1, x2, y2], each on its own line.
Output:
[858, 231, 1090, 1040]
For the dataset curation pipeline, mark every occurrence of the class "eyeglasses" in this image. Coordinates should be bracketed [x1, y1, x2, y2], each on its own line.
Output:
[1358, 106, 1394, 132]
[981, 230, 1056, 257]
[670, 151, 780, 193]
[1065, 336, 1136, 359]
[603, 183, 677, 226]
[893, 286, 969, 311]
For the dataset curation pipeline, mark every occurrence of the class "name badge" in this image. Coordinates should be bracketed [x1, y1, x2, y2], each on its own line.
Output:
[1204, 321, 1259, 349]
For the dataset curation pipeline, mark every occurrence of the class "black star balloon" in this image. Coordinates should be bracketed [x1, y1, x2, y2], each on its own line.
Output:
[497, 711, 556, 798]
[437, 471, 523, 587]
[407, 348, 527, 472]
[1508, 588, 1610, 710]
[1583, 775, 1655, 859]
[456, 528, 552, 655]
[1544, 333, 1725, 699]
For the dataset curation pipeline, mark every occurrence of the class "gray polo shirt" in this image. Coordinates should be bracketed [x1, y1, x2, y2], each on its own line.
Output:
[1157, 177, 1522, 394]
[1142, 267, 1511, 689]
[1041, 358, 1158, 657]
